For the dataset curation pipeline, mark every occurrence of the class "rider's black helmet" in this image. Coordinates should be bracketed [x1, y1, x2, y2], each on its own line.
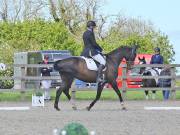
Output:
[87, 20, 96, 28]
[154, 47, 160, 52]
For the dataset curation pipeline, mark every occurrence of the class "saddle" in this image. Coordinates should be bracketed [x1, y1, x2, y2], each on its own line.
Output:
[81, 56, 106, 71]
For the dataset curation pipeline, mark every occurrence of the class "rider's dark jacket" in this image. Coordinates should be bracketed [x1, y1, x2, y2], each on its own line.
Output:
[81, 29, 102, 57]
[150, 54, 164, 64]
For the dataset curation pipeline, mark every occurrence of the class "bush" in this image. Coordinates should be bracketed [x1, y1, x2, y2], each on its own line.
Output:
[61, 122, 88, 135]
[0, 69, 14, 89]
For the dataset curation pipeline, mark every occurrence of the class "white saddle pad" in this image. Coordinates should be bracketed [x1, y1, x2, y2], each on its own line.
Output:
[81, 56, 98, 71]
[146, 67, 162, 84]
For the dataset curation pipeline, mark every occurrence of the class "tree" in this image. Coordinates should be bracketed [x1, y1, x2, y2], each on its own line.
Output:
[0, 19, 82, 65]
[0, 0, 47, 22]
[48, 0, 106, 37]
[100, 15, 175, 63]
[0, 0, 175, 63]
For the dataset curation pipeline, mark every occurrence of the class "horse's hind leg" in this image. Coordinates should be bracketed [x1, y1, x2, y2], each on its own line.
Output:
[62, 78, 77, 110]
[111, 81, 126, 110]
[86, 82, 105, 111]
[54, 87, 63, 111]
[54, 73, 74, 111]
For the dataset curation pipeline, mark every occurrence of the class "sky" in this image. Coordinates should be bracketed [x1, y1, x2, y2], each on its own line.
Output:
[102, 0, 180, 64]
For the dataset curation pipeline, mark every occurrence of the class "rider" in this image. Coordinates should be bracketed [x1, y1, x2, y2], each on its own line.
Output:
[150, 47, 164, 74]
[81, 20, 106, 83]
[150, 47, 164, 65]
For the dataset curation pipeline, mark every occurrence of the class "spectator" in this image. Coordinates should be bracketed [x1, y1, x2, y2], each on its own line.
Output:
[41, 55, 52, 100]
[158, 67, 171, 100]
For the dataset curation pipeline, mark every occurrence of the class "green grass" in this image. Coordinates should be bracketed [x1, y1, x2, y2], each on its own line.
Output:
[1, 89, 180, 102]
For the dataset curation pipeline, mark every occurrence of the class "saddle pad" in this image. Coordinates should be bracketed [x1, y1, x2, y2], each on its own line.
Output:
[81, 56, 98, 71]
[146, 68, 162, 84]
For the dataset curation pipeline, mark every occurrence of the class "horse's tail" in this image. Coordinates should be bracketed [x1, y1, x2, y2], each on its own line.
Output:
[53, 60, 61, 71]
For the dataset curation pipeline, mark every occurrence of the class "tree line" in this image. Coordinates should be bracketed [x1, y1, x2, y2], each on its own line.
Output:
[0, 0, 175, 65]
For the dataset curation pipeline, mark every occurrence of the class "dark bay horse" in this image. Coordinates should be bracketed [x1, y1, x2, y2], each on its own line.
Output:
[53, 45, 138, 111]
[138, 56, 171, 100]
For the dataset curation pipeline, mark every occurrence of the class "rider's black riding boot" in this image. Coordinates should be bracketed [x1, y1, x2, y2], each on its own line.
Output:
[97, 64, 105, 83]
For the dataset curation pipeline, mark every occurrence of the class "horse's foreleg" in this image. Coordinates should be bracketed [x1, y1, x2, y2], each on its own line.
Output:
[111, 81, 126, 110]
[87, 83, 105, 111]
[54, 88, 63, 111]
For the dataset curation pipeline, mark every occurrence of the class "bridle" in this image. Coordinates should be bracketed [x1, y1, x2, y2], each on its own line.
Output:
[126, 47, 136, 67]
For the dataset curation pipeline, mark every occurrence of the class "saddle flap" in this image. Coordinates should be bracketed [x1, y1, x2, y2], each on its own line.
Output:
[81, 56, 98, 71]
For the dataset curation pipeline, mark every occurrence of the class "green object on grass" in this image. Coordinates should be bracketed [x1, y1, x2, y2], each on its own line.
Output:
[61, 122, 88, 135]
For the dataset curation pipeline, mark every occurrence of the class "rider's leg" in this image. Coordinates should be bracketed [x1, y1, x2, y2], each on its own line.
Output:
[97, 64, 105, 82]
[92, 54, 106, 82]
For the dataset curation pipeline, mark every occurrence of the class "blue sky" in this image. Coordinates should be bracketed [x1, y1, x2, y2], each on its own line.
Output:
[102, 0, 180, 64]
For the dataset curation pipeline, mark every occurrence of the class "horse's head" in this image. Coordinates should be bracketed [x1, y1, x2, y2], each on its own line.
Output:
[125, 45, 138, 70]
[138, 56, 146, 74]
[138, 56, 146, 64]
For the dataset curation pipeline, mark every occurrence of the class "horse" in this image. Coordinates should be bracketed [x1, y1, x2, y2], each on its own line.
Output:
[138, 56, 156, 99]
[138, 56, 171, 100]
[53, 45, 138, 111]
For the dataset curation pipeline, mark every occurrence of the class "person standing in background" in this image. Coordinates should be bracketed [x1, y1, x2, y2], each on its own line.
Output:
[150, 47, 164, 99]
[158, 67, 171, 100]
[41, 55, 52, 100]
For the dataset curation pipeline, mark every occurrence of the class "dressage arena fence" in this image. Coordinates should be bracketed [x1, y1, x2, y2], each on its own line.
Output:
[0, 64, 180, 99]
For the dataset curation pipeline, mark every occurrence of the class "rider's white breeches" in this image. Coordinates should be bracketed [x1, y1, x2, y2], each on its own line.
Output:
[92, 54, 106, 65]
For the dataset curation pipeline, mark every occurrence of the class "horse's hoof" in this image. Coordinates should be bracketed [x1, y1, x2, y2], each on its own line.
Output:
[72, 106, 77, 110]
[86, 106, 91, 111]
[54, 105, 60, 111]
[122, 106, 127, 110]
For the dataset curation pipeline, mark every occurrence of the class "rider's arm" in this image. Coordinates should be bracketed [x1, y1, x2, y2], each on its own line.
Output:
[89, 32, 102, 52]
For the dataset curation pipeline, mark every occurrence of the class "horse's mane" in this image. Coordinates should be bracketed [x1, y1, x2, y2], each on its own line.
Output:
[107, 46, 130, 55]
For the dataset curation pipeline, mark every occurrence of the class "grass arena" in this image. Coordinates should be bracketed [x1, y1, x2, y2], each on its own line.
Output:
[1, 100, 180, 135]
